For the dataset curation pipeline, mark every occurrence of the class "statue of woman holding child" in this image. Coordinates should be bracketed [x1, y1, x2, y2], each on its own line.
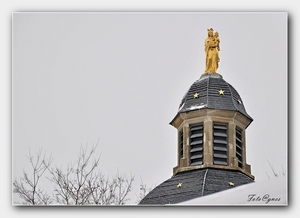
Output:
[204, 28, 220, 74]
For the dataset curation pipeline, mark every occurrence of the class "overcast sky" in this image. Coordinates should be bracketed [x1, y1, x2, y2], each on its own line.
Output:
[12, 12, 287, 205]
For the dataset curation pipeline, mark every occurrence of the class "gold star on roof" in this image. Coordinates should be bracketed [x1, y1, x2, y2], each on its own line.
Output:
[193, 93, 199, 98]
[238, 99, 242, 104]
[228, 182, 235, 186]
[177, 183, 182, 188]
[218, 89, 225, 95]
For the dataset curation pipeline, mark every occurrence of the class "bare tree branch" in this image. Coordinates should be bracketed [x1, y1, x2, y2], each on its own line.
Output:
[135, 178, 153, 204]
[13, 149, 53, 205]
[13, 143, 141, 205]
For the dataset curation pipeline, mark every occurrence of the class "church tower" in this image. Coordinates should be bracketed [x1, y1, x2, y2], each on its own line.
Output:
[140, 28, 254, 205]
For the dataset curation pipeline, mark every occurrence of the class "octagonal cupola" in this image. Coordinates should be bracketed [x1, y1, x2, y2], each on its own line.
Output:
[170, 29, 254, 179]
[139, 28, 255, 205]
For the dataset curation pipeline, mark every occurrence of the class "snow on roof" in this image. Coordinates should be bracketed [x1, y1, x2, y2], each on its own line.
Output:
[175, 175, 287, 206]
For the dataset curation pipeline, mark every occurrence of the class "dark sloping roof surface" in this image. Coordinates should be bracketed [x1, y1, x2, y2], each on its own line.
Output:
[178, 73, 252, 121]
[139, 168, 254, 205]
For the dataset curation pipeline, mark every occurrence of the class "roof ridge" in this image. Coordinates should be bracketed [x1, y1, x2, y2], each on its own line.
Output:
[201, 169, 209, 196]
[206, 76, 210, 107]
[225, 80, 239, 112]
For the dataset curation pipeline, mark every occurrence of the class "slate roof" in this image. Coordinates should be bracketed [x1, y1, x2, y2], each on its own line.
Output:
[178, 73, 253, 121]
[139, 168, 254, 205]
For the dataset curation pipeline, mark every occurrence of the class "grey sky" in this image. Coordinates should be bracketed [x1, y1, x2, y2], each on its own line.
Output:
[12, 12, 287, 204]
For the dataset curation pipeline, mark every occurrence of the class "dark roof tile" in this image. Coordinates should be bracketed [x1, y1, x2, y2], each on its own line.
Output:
[139, 168, 254, 205]
[178, 73, 252, 121]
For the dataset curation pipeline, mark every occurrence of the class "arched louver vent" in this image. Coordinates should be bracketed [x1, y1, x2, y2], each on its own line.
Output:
[179, 130, 183, 158]
[189, 124, 203, 166]
[213, 123, 228, 165]
[236, 127, 243, 168]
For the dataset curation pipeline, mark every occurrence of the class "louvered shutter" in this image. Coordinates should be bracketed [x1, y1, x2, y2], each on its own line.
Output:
[236, 127, 243, 168]
[213, 123, 228, 165]
[189, 124, 203, 166]
[179, 130, 183, 158]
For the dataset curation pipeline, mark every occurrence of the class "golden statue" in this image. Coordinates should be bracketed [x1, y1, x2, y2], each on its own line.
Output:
[204, 28, 220, 74]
